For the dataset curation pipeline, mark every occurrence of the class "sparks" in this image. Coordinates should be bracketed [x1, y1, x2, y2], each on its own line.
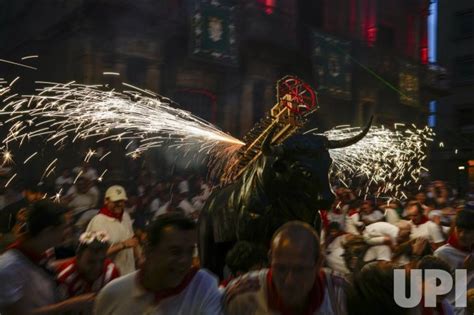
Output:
[2, 149, 13, 165]
[321, 125, 433, 200]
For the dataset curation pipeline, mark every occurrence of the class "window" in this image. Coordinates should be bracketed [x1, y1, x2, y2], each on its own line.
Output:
[454, 9, 473, 40]
[428, 100, 437, 128]
[454, 55, 474, 84]
[252, 80, 266, 124]
[257, 0, 276, 15]
[458, 107, 474, 128]
[173, 89, 216, 123]
[377, 25, 395, 49]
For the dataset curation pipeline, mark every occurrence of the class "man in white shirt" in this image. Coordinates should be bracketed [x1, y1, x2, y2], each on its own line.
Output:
[225, 221, 347, 315]
[94, 212, 222, 315]
[360, 200, 384, 225]
[435, 206, 474, 314]
[0, 200, 94, 314]
[86, 185, 140, 275]
[65, 178, 99, 216]
[406, 201, 445, 248]
[362, 221, 412, 262]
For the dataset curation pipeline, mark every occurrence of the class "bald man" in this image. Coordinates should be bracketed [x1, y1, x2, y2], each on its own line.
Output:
[225, 221, 347, 315]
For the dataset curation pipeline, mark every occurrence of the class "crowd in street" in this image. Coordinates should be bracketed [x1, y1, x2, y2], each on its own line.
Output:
[0, 162, 472, 314]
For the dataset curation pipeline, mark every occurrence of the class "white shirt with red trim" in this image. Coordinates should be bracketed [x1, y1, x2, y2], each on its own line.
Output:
[56, 257, 120, 299]
[410, 221, 445, 243]
[94, 269, 223, 315]
[86, 212, 135, 275]
[226, 268, 347, 315]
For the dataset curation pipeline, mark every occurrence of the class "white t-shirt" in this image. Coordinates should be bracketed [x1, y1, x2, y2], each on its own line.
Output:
[363, 222, 400, 246]
[94, 269, 223, 315]
[226, 269, 347, 315]
[149, 198, 161, 214]
[384, 208, 401, 225]
[0, 250, 58, 312]
[345, 212, 362, 235]
[86, 212, 135, 275]
[410, 221, 445, 243]
[361, 210, 384, 224]
[325, 234, 351, 275]
[362, 222, 400, 262]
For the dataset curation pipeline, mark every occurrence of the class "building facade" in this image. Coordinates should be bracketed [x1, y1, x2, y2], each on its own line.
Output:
[431, 0, 473, 188]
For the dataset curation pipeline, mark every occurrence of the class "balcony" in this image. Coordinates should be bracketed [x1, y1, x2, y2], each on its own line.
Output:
[235, 2, 298, 51]
[420, 63, 450, 97]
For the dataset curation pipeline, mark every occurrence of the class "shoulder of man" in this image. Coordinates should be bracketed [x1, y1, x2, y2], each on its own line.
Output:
[0, 250, 28, 305]
[96, 272, 136, 307]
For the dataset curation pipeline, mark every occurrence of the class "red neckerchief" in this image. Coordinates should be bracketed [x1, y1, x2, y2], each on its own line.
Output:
[220, 275, 235, 288]
[413, 215, 429, 226]
[348, 208, 358, 216]
[138, 267, 198, 304]
[266, 269, 326, 315]
[447, 233, 469, 253]
[420, 296, 446, 315]
[320, 210, 329, 231]
[99, 206, 123, 222]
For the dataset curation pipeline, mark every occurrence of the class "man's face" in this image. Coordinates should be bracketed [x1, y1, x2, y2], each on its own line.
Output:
[145, 226, 196, 288]
[77, 248, 107, 281]
[106, 199, 126, 214]
[77, 180, 89, 193]
[406, 204, 421, 221]
[270, 238, 318, 307]
[25, 190, 43, 202]
[456, 227, 474, 249]
[361, 202, 373, 214]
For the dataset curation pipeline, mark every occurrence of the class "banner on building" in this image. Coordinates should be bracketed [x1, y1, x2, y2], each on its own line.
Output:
[399, 60, 419, 107]
[311, 31, 352, 100]
[190, 0, 237, 66]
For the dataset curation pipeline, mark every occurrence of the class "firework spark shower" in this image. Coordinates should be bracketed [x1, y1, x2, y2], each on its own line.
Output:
[1, 81, 244, 151]
[0, 78, 433, 200]
[323, 124, 434, 200]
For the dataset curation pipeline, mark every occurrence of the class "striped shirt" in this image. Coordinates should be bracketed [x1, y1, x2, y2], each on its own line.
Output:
[56, 257, 120, 299]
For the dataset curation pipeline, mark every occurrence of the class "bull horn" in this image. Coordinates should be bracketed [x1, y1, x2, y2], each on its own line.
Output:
[261, 125, 279, 156]
[326, 116, 373, 149]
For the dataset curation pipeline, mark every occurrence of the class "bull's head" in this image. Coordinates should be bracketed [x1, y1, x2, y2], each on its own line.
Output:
[260, 117, 372, 209]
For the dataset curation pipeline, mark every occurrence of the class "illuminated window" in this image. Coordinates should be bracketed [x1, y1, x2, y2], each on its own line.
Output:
[367, 27, 377, 47]
[421, 47, 428, 65]
[257, 0, 275, 15]
[428, 0, 438, 63]
[428, 100, 437, 127]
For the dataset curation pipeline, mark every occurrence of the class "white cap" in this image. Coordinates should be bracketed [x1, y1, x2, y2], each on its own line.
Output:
[105, 185, 128, 202]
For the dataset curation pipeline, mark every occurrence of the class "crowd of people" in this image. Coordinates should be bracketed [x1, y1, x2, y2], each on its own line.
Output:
[0, 161, 472, 314]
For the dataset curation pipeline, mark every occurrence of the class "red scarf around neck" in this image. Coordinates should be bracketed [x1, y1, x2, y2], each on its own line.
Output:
[413, 215, 429, 226]
[138, 267, 198, 305]
[99, 206, 123, 222]
[447, 233, 470, 253]
[266, 269, 326, 315]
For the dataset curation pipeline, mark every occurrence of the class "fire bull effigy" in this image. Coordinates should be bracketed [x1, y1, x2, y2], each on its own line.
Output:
[199, 76, 372, 277]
